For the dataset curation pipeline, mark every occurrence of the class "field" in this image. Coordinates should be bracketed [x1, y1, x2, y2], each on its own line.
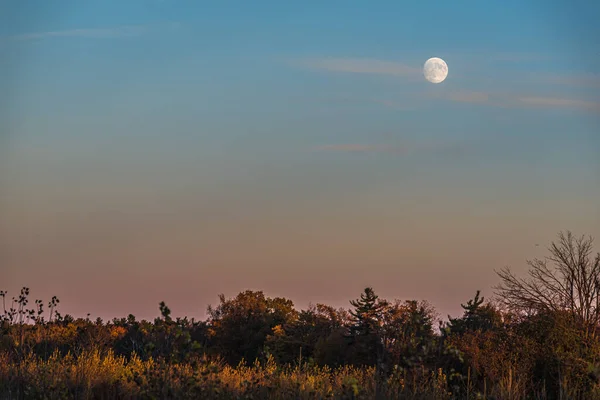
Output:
[2, 231, 600, 399]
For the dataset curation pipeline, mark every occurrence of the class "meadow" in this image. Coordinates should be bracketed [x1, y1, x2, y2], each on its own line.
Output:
[2, 230, 600, 399]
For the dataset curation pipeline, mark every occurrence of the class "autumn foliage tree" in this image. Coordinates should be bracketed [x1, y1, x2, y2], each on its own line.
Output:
[265, 303, 349, 366]
[206, 290, 297, 365]
[383, 299, 437, 368]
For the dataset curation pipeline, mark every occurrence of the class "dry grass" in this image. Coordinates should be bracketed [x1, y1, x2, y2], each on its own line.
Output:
[0, 349, 452, 399]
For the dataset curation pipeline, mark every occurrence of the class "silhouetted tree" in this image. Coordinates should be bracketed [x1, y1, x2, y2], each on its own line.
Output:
[495, 231, 600, 339]
[383, 300, 437, 368]
[447, 291, 503, 336]
[207, 290, 297, 365]
[265, 303, 350, 365]
[348, 287, 388, 399]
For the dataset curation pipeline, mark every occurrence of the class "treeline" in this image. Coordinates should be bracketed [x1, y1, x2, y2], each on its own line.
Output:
[1, 230, 600, 399]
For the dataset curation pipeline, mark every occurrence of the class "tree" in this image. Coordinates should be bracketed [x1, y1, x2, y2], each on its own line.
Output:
[349, 288, 386, 339]
[495, 231, 600, 338]
[447, 291, 503, 336]
[383, 300, 437, 368]
[207, 290, 297, 365]
[443, 292, 508, 394]
[348, 287, 388, 399]
[265, 303, 349, 366]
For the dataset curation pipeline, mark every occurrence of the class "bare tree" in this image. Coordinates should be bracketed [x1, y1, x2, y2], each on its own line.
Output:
[495, 231, 600, 338]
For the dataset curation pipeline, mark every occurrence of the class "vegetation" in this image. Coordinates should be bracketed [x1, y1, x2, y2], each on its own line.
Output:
[2, 230, 600, 399]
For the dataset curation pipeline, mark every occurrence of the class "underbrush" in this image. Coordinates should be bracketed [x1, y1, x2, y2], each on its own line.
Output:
[0, 349, 452, 400]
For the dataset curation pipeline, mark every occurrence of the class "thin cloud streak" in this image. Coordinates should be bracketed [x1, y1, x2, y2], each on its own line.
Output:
[295, 56, 598, 113]
[296, 57, 421, 78]
[371, 99, 417, 110]
[433, 91, 490, 104]
[538, 73, 600, 88]
[314, 96, 418, 111]
[4, 22, 181, 42]
[490, 52, 553, 62]
[9, 26, 148, 40]
[313, 141, 468, 155]
[314, 144, 397, 153]
[430, 90, 598, 112]
[447, 91, 489, 103]
[519, 96, 600, 111]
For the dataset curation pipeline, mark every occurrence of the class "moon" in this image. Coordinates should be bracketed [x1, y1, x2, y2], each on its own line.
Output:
[423, 57, 448, 84]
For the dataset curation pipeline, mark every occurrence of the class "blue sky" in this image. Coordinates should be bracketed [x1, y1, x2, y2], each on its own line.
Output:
[1, 0, 599, 320]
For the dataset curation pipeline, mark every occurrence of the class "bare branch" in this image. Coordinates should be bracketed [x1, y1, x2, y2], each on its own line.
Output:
[494, 231, 600, 338]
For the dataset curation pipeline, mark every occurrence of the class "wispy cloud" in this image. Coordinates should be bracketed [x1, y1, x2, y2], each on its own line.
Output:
[490, 52, 553, 62]
[519, 96, 600, 112]
[537, 73, 600, 88]
[370, 99, 418, 110]
[5, 22, 180, 42]
[314, 144, 397, 153]
[295, 57, 421, 79]
[432, 90, 490, 104]
[447, 91, 489, 103]
[429, 89, 599, 112]
[295, 55, 599, 113]
[9, 26, 147, 41]
[313, 140, 467, 155]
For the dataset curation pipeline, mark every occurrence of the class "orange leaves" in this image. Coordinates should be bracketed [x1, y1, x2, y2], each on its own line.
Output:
[110, 326, 127, 340]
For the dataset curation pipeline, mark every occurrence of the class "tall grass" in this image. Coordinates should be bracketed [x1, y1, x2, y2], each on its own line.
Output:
[0, 348, 453, 399]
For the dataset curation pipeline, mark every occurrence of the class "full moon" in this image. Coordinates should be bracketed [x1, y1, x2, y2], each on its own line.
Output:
[423, 57, 448, 84]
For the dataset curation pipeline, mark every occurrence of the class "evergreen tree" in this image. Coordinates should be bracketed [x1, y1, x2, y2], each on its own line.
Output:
[348, 287, 388, 399]
[447, 290, 502, 335]
[349, 287, 386, 339]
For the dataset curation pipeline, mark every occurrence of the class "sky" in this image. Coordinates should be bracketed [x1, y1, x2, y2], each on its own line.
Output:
[1, 0, 599, 322]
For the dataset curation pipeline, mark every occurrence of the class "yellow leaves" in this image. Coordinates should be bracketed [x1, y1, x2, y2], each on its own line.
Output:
[272, 324, 285, 337]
